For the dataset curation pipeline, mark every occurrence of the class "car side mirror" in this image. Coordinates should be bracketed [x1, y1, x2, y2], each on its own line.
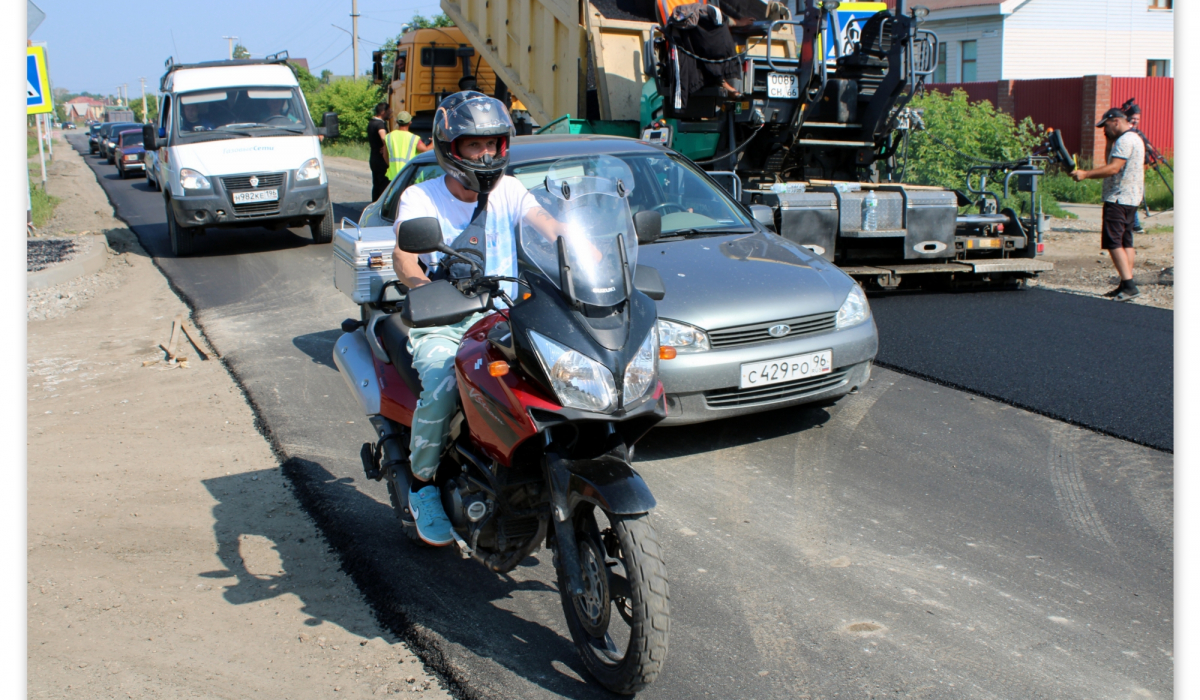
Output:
[142, 124, 158, 151]
[321, 111, 340, 139]
[633, 265, 665, 301]
[633, 210, 662, 244]
[749, 204, 776, 232]
[397, 217, 444, 254]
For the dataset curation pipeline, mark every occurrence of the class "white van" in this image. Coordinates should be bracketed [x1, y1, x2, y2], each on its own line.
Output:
[144, 51, 339, 256]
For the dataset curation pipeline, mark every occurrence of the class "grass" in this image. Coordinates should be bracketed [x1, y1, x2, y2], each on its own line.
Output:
[321, 139, 371, 161]
[29, 178, 60, 228]
[1040, 158, 1173, 212]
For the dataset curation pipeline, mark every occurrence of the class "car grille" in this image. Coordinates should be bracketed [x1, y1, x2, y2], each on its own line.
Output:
[707, 311, 838, 348]
[223, 173, 286, 218]
[704, 369, 848, 408]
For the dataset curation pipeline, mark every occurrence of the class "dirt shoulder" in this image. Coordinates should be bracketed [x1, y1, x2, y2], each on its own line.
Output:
[1030, 203, 1174, 310]
[28, 131, 449, 699]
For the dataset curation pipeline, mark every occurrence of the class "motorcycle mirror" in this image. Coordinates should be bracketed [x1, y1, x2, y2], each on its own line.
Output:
[634, 264, 666, 301]
[633, 210, 662, 244]
[397, 217, 444, 254]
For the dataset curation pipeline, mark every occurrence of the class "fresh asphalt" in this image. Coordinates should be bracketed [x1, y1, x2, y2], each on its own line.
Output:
[70, 134, 1173, 699]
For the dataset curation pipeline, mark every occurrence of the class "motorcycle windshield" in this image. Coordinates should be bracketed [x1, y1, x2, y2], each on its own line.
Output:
[520, 156, 639, 308]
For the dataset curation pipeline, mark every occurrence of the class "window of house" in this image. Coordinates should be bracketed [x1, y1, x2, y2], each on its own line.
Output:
[961, 40, 977, 82]
[420, 47, 458, 67]
[933, 43, 947, 83]
[1148, 0, 1171, 9]
[1147, 59, 1171, 77]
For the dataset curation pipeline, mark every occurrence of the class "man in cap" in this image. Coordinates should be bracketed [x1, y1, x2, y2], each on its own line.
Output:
[368, 103, 391, 201]
[1072, 108, 1145, 301]
[384, 110, 432, 182]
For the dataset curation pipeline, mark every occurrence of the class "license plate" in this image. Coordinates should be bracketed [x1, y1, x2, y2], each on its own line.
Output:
[740, 350, 832, 389]
[767, 72, 799, 99]
[232, 189, 279, 204]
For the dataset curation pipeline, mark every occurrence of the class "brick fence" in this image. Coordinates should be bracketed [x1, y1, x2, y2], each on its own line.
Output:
[929, 76, 1173, 163]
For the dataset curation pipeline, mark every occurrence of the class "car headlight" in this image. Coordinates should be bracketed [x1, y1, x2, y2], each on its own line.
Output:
[836, 283, 870, 329]
[622, 326, 658, 406]
[528, 330, 617, 414]
[179, 168, 211, 190]
[296, 157, 322, 183]
[657, 318, 710, 353]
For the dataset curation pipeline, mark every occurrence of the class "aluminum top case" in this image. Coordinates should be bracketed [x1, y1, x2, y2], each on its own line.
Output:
[333, 221, 399, 304]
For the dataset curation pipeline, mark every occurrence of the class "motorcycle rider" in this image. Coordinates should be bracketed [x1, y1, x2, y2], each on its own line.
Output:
[385, 91, 565, 546]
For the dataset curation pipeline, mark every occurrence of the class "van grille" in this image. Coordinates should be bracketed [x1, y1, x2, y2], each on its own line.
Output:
[223, 173, 286, 218]
[222, 173, 285, 190]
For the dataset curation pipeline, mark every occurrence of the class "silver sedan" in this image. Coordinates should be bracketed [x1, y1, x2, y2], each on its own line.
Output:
[359, 135, 878, 426]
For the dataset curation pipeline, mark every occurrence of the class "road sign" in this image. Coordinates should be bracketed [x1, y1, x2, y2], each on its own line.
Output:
[822, 2, 888, 64]
[27, 45, 53, 115]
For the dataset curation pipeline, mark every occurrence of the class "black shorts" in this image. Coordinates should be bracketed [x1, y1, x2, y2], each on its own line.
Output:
[1102, 201, 1136, 250]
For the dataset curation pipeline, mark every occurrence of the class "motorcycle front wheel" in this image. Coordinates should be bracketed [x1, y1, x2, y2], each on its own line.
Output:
[557, 509, 670, 694]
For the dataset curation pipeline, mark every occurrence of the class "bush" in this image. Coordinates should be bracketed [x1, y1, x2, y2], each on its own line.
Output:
[305, 77, 383, 143]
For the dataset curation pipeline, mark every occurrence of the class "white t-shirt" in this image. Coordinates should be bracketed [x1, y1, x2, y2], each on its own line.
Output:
[1102, 130, 1145, 207]
[395, 174, 537, 297]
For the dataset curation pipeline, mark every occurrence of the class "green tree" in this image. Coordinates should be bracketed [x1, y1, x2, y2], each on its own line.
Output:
[904, 89, 1044, 191]
[128, 96, 160, 124]
[54, 102, 68, 125]
[305, 77, 383, 141]
[233, 43, 251, 59]
[290, 62, 322, 103]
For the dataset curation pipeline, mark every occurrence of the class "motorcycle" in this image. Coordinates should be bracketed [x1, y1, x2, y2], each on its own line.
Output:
[333, 155, 672, 693]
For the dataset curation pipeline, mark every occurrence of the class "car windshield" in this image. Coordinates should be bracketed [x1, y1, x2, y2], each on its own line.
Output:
[175, 87, 311, 138]
[120, 131, 144, 147]
[511, 152, 753, 238]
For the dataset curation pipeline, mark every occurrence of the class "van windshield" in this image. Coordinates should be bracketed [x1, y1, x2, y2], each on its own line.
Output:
[174, 86, 313, 140]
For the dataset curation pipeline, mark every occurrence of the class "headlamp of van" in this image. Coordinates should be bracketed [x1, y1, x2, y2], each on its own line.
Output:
[296, 158, 322, 183]
[179, 168, 211, 191]
[528, 330, 617, 414]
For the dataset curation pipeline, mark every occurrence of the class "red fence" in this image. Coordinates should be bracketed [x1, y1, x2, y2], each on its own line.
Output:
[1112, 77, 1173, 155]
[925, 76, 1172, 158]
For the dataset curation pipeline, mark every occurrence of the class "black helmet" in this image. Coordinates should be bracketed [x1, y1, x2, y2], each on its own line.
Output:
[433, 91, 515, 194]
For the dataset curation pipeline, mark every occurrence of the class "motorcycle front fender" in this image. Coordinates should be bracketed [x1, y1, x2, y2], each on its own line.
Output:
[546, 452, 657, 518]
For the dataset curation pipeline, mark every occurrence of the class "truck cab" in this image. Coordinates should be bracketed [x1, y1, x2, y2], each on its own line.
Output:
[146, 51, 339, 256]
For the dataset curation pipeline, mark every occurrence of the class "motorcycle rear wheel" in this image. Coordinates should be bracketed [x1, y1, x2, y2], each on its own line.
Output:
[557, 510, 669, 694]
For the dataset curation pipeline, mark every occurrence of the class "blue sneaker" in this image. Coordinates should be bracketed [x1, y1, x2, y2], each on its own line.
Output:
[409, 485, 454, 546]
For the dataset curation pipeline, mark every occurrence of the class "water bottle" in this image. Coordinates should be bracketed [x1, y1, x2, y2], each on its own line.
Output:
[862, 190, 878, 231]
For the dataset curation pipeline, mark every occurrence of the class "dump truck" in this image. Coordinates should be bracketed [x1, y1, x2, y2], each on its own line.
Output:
[435, 0, 1054, 288]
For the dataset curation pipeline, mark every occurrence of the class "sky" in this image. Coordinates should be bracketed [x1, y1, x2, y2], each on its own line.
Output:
[33, 0, 446, 97]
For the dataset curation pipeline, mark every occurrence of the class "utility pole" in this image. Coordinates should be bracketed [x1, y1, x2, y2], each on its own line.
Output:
[139, 77, 148, 123]
[351, 0, 359, 78]
[223, 35, 239, 60]
[122, 84, 128, 108]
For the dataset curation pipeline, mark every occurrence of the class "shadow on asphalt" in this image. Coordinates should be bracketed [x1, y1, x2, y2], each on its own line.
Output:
[242, 458, 615, 699]
[293, 329, 342, 370]
[638, 399, 835, 460]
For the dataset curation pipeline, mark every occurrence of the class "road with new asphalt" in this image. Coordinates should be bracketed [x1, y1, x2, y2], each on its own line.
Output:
[70, 134, 1173, 700]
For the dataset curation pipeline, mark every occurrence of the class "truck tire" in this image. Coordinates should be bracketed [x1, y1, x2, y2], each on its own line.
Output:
[166, 201, 197, 257]
[309, 202, 334, 244]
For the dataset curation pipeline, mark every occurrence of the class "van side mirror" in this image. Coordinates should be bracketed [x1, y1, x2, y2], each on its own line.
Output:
[749, 204, 776, 232]
[633, 210, 662, 244]
[142, 124, 158, 150]
[321, 112, 340, 139]
[372, 51, 384, 85]
[397, 217, 444, 254]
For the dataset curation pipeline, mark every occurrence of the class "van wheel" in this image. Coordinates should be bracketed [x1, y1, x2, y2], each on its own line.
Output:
[310, 203, 334, 244]
[166, 202, 196, 257]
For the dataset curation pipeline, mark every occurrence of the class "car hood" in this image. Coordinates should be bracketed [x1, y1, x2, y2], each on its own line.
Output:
[641, 231, 853, 331]
[173, 135, 322, 177]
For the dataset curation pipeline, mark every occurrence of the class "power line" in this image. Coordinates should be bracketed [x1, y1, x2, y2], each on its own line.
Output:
[313, 43, 353, 69]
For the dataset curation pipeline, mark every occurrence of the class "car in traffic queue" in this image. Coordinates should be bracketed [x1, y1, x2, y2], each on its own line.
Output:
[88, 123, 103, 153]
[101, 122, 140, 162]
[357, 135, 878, 426]
[113, 128, 146, 179]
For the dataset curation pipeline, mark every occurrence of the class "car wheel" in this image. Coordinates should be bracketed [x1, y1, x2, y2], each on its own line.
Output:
[118, 164, 127, 179]
[166, 201, 197, 257]
[309, 202, 334, 244]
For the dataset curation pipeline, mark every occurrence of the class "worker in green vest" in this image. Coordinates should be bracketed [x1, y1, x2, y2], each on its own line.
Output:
[385, 111, 433, 181]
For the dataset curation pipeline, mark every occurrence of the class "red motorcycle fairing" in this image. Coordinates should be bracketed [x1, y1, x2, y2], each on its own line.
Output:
[454, 313, 560, 466]
[376, 355, 417, 425]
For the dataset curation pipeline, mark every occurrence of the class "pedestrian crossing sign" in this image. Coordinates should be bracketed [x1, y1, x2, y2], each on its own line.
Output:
[27, 45, 53, 115]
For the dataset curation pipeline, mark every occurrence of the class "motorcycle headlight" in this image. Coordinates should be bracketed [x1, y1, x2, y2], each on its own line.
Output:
[296, 157, 322, 183]
[622, 326, 658, 406]
[657, 318, 710, 353]
[179, 168, 211, 190]
[836, 284, 870, 329]
[528, 330, 617, 414]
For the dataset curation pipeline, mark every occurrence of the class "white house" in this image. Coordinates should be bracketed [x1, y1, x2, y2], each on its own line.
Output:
[913, 0, 1175, 83]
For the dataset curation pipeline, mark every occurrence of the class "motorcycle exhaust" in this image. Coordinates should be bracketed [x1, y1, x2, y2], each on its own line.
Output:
[333, 329, 381, 415]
